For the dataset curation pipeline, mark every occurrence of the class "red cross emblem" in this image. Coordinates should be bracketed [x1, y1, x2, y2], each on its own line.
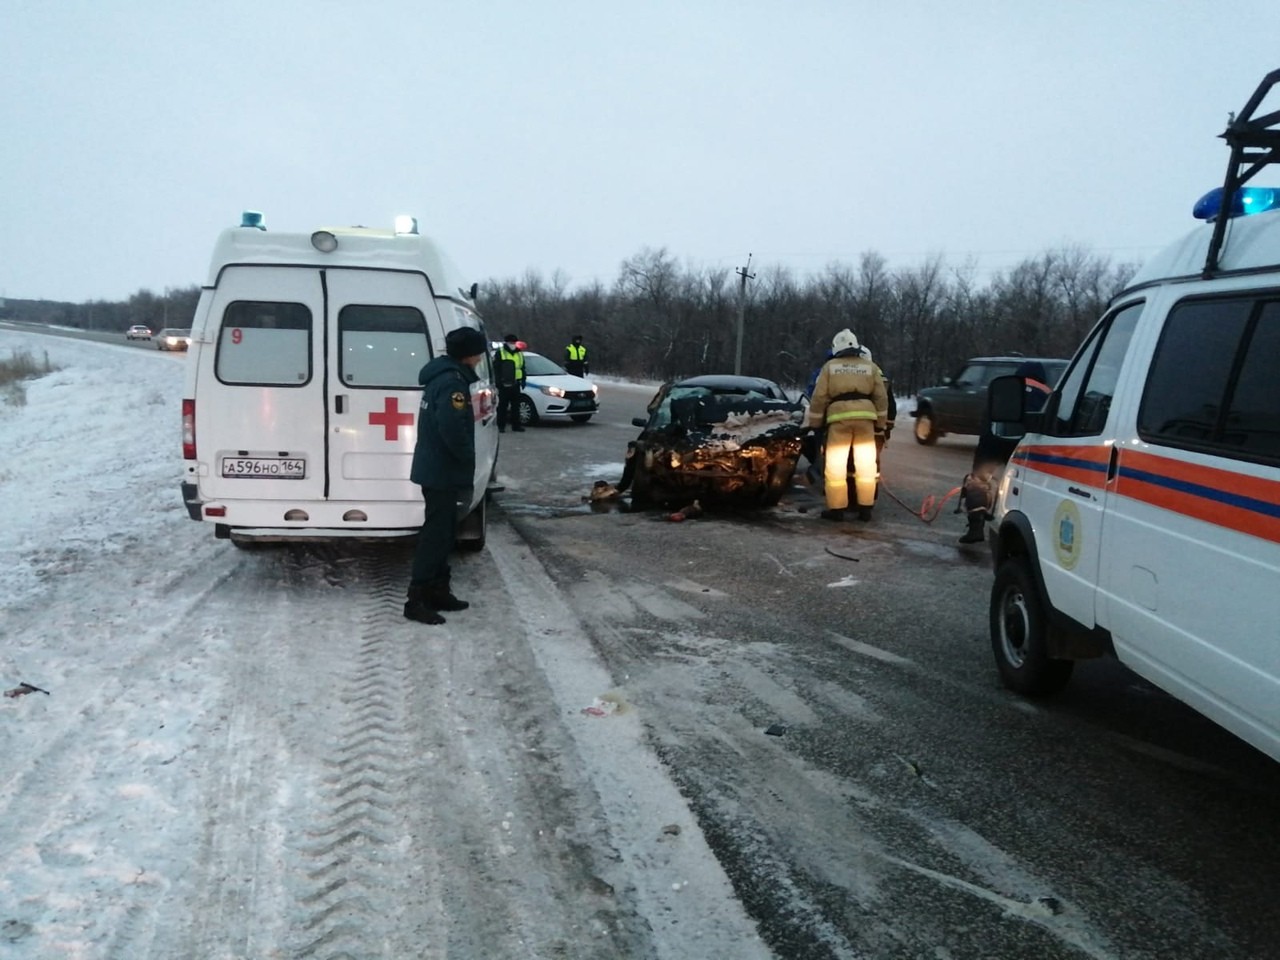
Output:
[368, 396, 415, 441]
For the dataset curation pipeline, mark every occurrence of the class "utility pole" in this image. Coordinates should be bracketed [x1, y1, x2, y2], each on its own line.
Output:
[734, 254, 755, 375]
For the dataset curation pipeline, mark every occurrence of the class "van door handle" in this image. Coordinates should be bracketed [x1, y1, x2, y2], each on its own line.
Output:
[335, 394, 347, 414]
[1067, 485, 1094, 500]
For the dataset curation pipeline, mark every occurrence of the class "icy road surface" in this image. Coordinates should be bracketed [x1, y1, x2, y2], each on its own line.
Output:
[0, 328, 771, 958]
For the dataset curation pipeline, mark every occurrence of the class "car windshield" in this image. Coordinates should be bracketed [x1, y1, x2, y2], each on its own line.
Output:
[650, 385, 782, 429]
[522, 353, 568, 377]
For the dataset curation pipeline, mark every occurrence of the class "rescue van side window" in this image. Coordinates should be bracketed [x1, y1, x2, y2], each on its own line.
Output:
[216, 301, 312, 385]
[1139, 296, 1280, 465]
[1047, 301, 1142, 437]
[339, 305, 430, 389]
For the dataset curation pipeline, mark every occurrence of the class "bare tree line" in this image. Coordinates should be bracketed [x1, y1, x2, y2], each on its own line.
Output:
[480, 245, 1138, 393]
[3, 244, 1136, 395]
[3, 287, 202, 338]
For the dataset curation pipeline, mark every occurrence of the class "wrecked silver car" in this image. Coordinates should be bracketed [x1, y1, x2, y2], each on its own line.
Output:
[618, 375, 806, 508]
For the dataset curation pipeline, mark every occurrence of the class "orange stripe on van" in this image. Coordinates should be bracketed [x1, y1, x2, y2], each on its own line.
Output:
[1011, 444, 1111, 490]
[1113, 450, 1280, 545]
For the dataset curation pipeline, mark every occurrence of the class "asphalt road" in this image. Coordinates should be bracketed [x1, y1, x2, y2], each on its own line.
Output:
[494, 378, 1280, 960]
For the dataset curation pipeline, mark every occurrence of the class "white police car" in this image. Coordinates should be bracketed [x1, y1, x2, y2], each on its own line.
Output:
[516, 351, 599, 426]
[985, 68, 1280, 764]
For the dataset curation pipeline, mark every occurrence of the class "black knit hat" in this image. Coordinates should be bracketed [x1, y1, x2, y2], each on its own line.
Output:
[446, 326, 487, 359]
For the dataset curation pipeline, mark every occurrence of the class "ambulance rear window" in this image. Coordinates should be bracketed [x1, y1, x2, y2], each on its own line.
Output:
[339, 305, 431, 388]
[216, 301, 312, 385]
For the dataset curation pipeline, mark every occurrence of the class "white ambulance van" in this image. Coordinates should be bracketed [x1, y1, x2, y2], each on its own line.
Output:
[179, 213, 498, 548]
[986, 69, 1280, 764]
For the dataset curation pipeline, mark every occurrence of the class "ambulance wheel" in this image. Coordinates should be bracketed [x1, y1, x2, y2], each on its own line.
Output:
[990, 559, 1074, 696]
[914, 409, 939, 445]
[570, 414, 592, 424]
[456, 497, 486, 552]
[517, 396, 538, 426]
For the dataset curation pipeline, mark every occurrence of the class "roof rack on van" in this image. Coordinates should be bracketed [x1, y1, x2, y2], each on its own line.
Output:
[1204, 68, 1280, 277]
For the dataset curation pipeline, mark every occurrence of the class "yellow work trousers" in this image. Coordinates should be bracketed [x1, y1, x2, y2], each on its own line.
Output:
[824, 419, 878, 510]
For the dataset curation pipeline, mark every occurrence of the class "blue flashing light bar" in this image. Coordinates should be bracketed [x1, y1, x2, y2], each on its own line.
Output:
[240, 210, 266, 230]
[1192, 186, 1280, 221]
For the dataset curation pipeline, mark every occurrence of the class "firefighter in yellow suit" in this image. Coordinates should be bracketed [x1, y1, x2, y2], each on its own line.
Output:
[806, 329, 889, 522]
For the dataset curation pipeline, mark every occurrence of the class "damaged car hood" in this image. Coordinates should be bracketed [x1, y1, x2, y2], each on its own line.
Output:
[638, 394, 806, 506]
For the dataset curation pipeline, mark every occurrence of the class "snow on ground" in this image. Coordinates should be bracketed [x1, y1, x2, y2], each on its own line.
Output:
[0, 328, 772, 958]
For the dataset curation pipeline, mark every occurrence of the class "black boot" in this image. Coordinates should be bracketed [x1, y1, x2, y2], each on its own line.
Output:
[404, 585, 445, 624]
[857, 506, 873, 522]
[427, 579, 469, 612]
[820, 508, 845, 522]
[958, 512, 986, 544]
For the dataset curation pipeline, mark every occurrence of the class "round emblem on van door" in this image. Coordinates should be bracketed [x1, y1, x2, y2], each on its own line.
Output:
[1052, 499, 1082, 570]
[450, 391, 467, 410]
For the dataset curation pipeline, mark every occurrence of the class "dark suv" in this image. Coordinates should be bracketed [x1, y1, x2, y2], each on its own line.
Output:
[911, 355, 1068, 444]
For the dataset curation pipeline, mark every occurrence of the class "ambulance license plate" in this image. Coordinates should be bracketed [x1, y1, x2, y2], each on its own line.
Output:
[221, 457, 306, 479]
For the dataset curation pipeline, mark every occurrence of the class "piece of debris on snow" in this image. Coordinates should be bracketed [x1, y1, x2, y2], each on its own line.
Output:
[667, 500, 704, 522]
[581, 692, 627, 717]
[585, 479, 622, 502]
[764, 724, 788, 737]
[4, 682, 50, 698]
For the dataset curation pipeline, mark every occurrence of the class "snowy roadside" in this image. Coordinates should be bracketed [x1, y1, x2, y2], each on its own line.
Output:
[0, 329, 772, 958]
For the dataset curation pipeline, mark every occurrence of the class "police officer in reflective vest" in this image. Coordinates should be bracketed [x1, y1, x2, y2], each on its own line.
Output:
[404, 326, 487, 625]
[806, 329, 889, 522]
[495, 333, 526, 432]
[564, 334, 588, 378]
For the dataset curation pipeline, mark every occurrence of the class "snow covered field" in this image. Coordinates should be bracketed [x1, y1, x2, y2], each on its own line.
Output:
[0, 328, 772, 958]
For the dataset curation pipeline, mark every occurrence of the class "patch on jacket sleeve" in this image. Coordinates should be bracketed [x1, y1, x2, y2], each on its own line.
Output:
[450, 390, 468, 410]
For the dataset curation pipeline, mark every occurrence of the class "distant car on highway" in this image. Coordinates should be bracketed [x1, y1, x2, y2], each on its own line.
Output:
[911, 355, 1068, 444]
[126, 324, 152, 341]
[155, 328, 192, 351]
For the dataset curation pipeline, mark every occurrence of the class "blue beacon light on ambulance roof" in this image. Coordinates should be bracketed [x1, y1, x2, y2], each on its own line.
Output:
[1192, 186, 1280, 221]
[239, 210, 266, 230]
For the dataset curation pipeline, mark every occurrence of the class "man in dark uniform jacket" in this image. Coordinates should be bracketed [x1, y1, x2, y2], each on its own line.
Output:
[405, 326, 487, 624]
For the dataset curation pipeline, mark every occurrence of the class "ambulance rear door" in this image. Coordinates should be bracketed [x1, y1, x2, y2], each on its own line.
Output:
[197, 266, 326, 503]
[325, 269, 438, 504]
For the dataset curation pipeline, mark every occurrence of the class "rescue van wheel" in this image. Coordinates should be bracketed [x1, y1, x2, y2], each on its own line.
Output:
[456, 497, 486, 552]
[990, 559, 1074, 696]
[517, 396, 538, 427]
[914, 410, 939, 445]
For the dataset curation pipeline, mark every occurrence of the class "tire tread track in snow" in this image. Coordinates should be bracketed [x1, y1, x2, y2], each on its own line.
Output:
[291, 553, 416, 959]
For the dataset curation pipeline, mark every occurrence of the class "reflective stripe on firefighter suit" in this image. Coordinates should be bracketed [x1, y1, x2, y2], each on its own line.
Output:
[806, 350, 889, 510]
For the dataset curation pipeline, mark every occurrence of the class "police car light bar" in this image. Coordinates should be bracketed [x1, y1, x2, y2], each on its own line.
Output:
[1192, 186, 1280, 221]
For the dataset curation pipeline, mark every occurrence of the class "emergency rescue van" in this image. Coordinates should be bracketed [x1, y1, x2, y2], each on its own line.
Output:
[986, 69, 1280, 764]
[179, 213, 498, 547]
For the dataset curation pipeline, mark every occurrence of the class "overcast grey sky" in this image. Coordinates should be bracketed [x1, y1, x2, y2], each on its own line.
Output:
[4, 1, 1279, 303]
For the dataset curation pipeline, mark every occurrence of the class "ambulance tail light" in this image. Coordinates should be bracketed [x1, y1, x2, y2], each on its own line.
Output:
[1192, 185, 1280, 221]
[182, 399, 196, 459]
